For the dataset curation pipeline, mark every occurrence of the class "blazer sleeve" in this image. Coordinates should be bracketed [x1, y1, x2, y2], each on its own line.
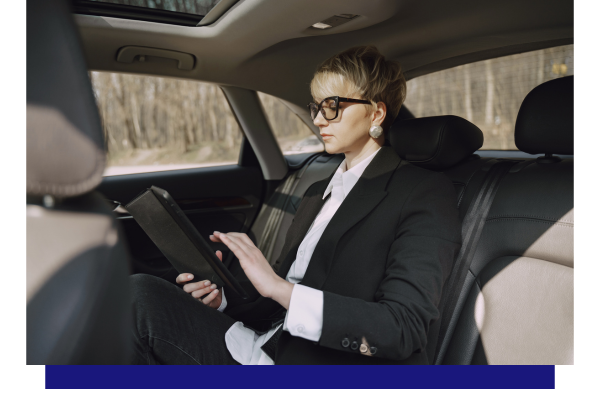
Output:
[318, 172, 462, 361]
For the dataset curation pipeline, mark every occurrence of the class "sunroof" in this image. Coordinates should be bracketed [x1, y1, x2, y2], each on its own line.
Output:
[86, 0, 221, 16]
[73, 0, 236, 27]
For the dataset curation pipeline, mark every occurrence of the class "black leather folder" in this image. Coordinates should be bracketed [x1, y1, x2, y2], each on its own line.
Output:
[125, 186, 248, 299]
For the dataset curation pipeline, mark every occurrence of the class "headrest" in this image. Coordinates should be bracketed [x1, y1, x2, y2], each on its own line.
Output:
[27, 0, 106, 198]
[389, 115, 483, 170]
[515, 76, 573, 155]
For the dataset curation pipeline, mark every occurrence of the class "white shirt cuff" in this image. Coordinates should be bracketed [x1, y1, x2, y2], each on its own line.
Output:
[283, 284, 323, 342]
[216, 287, 227, 312]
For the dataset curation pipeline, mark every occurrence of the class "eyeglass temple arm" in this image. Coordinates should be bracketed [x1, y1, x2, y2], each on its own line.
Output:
[337, 97, 371, 104]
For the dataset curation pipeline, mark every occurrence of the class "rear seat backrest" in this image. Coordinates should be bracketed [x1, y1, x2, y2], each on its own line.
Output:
[440, 76, 574, 364]
[251, 153, 344, 267]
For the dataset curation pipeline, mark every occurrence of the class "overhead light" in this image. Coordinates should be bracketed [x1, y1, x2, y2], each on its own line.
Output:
[311, 14, 359, 30]
[312, 22, 332, 29]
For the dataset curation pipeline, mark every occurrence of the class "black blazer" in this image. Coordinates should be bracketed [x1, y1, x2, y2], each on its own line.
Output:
[225, 146, 461, 364]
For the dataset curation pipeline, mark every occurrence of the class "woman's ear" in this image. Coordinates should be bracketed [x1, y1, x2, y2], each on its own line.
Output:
[372, 101, 387, 126]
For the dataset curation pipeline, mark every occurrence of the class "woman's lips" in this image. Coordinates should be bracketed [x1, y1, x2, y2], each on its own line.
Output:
[321, 134, 333, 139]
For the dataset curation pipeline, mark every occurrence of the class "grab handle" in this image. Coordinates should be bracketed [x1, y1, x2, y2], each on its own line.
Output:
[116, 46, 195, 70]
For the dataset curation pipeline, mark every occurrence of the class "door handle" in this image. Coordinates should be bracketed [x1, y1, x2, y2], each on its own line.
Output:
[106, 199, 130, 214]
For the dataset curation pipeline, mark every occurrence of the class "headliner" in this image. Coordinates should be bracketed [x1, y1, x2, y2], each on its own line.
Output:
[75, 0, 573, 109]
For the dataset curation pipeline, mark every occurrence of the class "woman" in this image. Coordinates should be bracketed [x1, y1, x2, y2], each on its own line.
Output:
[130, 45, 461, 365]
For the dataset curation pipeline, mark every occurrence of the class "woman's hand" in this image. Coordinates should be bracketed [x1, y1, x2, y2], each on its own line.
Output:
[210, 231, 293, 309]
[175, 250, 223, 309]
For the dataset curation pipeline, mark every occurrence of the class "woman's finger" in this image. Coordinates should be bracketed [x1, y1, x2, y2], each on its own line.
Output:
[191, 283, 217, 299]
[225, 232, 255, 248]
[176, 273, 194, 284]
[183, 280, 211, 293]
[217, 232, 250, 261]
[202, 288, 220, 305]
[209, 234, 222, 243]
[215, 250, 223, 261]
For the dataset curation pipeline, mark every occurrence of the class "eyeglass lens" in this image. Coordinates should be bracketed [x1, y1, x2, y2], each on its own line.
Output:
[310, 98, 338, 120]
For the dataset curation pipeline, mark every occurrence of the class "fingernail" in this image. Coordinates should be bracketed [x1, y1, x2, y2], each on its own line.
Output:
[188, 274, 193, 279]
[214, 231, 220, 234]
[210, 284, 216, 289]
[205, 281, 211, 286]
[214, 289, 219, 294]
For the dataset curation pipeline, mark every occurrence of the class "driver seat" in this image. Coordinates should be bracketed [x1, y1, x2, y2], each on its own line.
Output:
[26, 0, 131, 364]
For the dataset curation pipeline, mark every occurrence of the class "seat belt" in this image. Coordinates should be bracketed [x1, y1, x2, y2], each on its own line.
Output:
[433, 159, 518, 364]
[257, 153, 321, 263]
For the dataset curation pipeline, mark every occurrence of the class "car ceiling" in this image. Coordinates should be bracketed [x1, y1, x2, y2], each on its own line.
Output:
[75, 0, 573, 110]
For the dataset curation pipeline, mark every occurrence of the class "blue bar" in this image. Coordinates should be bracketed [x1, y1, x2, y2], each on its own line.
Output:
[46, 365, 554, 389]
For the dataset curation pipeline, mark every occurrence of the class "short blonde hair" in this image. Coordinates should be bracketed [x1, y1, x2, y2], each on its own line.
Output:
[310, 45, 406, 133]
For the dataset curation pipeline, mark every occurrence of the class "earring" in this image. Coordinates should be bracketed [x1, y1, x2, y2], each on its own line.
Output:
[369, 125, 383, 139]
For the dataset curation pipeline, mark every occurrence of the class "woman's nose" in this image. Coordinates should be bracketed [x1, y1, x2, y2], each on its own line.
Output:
[313, 110, 328, 127]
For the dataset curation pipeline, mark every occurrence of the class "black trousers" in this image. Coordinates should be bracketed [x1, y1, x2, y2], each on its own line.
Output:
[130, 273, 241, 365]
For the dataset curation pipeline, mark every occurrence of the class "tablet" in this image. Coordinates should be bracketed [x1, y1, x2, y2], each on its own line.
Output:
[125, 185, 248, 299]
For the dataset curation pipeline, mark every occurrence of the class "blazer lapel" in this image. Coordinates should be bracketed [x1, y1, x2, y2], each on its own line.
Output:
[300, 146, 402, 289]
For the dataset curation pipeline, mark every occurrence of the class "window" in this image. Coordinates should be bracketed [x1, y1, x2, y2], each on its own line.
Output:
[90, 72, 243, 176]
[258, 92, 325, 155]
[404, 45, 573, 150]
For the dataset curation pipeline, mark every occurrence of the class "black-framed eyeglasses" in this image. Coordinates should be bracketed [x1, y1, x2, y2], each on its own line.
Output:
[307, 96, 371, 121]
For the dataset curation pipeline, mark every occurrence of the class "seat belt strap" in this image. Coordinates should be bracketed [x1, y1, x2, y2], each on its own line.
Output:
[258, 153, 321, 264]
[434, 160, 517, 364]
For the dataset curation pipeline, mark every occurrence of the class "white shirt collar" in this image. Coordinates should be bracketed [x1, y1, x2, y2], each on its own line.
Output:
[323, 147, 382, 200]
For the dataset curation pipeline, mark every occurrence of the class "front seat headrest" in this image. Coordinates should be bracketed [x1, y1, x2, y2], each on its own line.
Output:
[515, 76, 573, 155]
[389, 115, 484, 170]
[27, 0, 106, 198]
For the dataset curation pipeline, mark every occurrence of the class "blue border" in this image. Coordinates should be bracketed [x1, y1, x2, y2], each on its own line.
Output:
[46, 365, 554, 389]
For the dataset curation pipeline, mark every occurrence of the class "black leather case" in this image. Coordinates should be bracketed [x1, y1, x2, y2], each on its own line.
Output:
[125, 186, 248, 299]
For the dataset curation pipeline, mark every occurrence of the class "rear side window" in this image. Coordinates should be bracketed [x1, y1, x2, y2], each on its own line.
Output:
[90, 72, 243, 176]
[258, 92, 325, 155]
[403, 44, 573, 150]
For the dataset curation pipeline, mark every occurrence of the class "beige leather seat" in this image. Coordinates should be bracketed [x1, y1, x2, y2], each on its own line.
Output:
[438, 76, 574, 364]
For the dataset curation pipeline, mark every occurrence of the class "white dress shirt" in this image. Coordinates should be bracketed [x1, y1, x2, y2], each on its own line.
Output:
[219, 147, 382, 364]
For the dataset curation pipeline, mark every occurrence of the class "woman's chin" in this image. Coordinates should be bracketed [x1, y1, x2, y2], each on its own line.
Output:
[323, 143, 342, 154]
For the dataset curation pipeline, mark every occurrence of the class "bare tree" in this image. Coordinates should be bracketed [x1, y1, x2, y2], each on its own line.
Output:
[463, 64, 473, 121]
[484, 59, 495, 126]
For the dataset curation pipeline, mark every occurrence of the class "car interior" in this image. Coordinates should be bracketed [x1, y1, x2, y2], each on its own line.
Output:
[26, 0, 573, 365]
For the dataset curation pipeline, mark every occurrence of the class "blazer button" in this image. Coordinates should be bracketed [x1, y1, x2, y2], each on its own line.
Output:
[370, 347, 377, 355]
[341, 338, 350, 348]
[359, 344, 368, 353]
[350, 341, 359, 350]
